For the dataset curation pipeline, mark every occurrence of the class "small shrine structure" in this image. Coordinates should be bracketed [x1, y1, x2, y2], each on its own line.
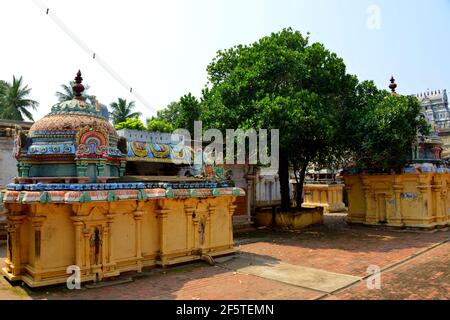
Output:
[0, 72, 245, 287]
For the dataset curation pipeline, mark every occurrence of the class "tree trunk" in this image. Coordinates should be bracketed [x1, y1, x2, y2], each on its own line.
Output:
[296, 164, 308, 211]
[279, 149, 290, 212]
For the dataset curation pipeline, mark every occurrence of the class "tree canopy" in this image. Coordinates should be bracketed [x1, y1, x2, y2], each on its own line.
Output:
[148, 28, 428, 211]
[114, 115, 145, 131]
[55, 81, 94, 104]
[0, 76, 39, 121]
[146, 117, 174, 133]
[152, 93, 202, 136]
[201, 28, 358, 210]
[110, 98, 141, 125]
[342, 82, 429, 172]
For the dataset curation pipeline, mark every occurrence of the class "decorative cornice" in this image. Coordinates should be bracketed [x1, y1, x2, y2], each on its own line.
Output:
[0, 187, 245, 204]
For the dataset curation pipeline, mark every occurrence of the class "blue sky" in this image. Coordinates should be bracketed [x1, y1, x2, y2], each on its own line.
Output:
[1, 0, 449, 120]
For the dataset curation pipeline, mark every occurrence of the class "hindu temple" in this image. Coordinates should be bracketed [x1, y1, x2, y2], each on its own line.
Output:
[0, 71, 245, 287]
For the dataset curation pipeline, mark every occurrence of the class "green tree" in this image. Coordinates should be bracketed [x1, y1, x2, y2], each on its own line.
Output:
[0, 76, 39, 121]
[0, 80, 7, 107]
[110, 98, 141, 125]
[114, 115, 145, 130]
[147, 118, 174, 133]
[344, 85, 429, 172]
[202, 28, 357, 211]
[155, 93, 202, 136]
[55, 81, 93, 103]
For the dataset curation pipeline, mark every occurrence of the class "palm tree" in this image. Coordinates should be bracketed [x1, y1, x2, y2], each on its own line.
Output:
[55, 81, 93, 103]
[110, 98, 141, 125]
[0, 76, 39, 121]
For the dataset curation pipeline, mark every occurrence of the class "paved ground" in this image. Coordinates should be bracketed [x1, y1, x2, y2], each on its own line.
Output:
[0, 213, 448, 300]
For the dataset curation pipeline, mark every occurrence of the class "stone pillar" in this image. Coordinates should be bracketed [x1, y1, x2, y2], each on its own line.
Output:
[71, 219, 84, 270]
[184, 205, 194, 252]
[31, 216, 46, 281]
[207, 204, 216, 250]
[417, 174, 431, 225]
[133, 210, 144, 272]
[105, 213, 116, 273]
[432, 176, 447, 226]
[362, 183, 377, 225]
[228, 202, 237, 248]
[156, 202, 170, 266]
[344, 184, 354, 219]
[6, 215, 26, 277]
[439, 187, 449, 226]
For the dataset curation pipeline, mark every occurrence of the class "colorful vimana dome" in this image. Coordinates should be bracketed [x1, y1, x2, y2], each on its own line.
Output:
[15, 71, 126, 183]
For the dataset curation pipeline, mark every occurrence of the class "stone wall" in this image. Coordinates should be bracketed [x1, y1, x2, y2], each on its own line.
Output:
[0, 120, 33, 239]
[0, 135, 15, 239]
[1, 194, 239, 287]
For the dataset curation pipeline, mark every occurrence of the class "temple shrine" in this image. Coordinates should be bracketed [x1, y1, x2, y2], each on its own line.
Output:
[0, 71, 245, 287]
[342, 77, 449, 229]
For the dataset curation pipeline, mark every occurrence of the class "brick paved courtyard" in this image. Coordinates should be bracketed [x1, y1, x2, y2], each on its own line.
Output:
[0, 214, 448, 300]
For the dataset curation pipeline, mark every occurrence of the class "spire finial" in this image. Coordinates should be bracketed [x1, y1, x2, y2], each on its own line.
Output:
[72, 70, 85, 100]
[389, 75, 397, 94]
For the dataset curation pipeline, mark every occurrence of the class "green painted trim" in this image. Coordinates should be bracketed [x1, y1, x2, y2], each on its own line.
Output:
[212, 189, 221, 197]
[79, 192, 92, 203]
[165, 188, 174, 199]
[107, 190, 116, 202]
[232, 188, 241, 196]
[137, 189, 147, 200]
[189, 189, 198, 197]
[39, 191, 50, 204]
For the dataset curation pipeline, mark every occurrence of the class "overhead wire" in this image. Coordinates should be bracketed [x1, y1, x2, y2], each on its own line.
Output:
[32, 0, 156, 114]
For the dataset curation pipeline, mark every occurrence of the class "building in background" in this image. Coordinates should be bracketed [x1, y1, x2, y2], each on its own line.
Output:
[415, 89, 450, 158]
[415, 89, 449, 129]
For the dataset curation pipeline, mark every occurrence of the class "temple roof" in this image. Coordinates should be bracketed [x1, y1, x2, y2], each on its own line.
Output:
[28, 71, 117, 139]
[29, 113, 117, 138]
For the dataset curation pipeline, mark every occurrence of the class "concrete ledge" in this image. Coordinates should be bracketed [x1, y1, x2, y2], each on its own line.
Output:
[254, 207, 324, 230]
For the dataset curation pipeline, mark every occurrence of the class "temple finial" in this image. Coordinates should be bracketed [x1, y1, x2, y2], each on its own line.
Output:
[72, 70, 85, 100]
[389, 75, 397, 94]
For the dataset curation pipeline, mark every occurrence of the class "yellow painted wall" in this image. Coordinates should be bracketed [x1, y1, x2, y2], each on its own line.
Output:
[343, 173, 450, 229]
[302, 184, 345, 213]
[2, 196, 238, 287]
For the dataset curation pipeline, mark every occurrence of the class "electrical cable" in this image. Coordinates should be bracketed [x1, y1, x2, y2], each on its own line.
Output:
[32, 0, 156, 114]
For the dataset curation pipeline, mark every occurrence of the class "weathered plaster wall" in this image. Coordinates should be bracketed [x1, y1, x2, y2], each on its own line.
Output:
[0, 120, 33, 239]
[0, 135, 17, 189]
[343, 173, 450, 228]
[2, 194, 239, 287]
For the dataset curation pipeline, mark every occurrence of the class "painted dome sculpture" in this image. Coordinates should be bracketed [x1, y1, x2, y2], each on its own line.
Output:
[15, 71, 126, 182]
